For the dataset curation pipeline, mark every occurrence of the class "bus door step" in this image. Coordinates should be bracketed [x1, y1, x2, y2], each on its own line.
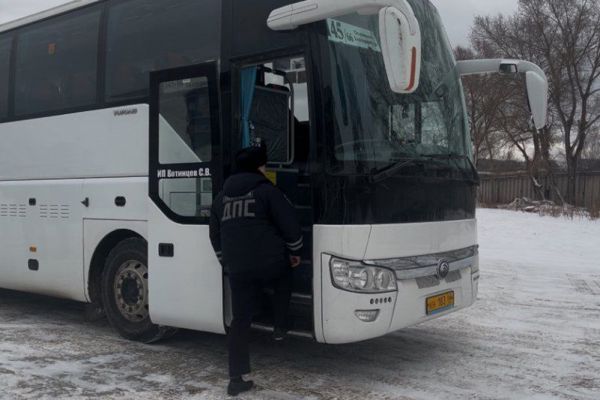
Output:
[250, 322, 314, 339]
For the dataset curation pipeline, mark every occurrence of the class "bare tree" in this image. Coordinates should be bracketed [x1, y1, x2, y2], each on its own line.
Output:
[495, 78, 565, 202]
[455, 46, 510, 164]
[583, 128, 600, 159]
[471, 0, 600, 205]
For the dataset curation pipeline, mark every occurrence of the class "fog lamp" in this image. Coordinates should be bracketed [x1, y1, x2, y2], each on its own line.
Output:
[354, 309, 380, 322]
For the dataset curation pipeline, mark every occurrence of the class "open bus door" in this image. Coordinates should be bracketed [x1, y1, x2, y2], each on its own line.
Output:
[147, 63, 225, 334]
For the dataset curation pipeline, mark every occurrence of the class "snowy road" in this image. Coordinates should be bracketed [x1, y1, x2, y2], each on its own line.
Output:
[1, 209, 599, 400]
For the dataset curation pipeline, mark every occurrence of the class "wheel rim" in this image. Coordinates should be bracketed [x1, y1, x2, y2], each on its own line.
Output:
[114, 260, 149, 322]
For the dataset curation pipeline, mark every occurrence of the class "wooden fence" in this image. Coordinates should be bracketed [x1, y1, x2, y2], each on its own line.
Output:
[478, 171, 600, 209]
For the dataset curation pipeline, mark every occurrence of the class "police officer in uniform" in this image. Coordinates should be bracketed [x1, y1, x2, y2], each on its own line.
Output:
[209, 145, 303, 396]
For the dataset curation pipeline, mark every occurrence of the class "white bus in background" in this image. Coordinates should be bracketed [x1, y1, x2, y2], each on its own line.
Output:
[0, 0, 548, 344]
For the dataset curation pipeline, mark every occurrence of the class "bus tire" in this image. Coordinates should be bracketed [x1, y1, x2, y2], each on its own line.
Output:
[101, 237, 164, 343]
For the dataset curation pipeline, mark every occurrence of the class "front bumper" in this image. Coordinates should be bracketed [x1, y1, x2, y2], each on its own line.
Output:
[313, 220, 479, 344]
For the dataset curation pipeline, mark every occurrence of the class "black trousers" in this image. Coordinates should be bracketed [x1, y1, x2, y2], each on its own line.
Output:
[227, 265, 292, 378]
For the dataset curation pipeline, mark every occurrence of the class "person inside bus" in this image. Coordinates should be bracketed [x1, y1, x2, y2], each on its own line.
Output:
[209, 144, 303, 396]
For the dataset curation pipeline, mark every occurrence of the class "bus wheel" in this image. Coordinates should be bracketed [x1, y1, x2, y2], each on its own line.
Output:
[101, 237, 165, 343]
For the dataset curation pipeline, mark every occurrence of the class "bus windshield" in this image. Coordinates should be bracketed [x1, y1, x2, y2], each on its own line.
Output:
[318, 1, 472, 176]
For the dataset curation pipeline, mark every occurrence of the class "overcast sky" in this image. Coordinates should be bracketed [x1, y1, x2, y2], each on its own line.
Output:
[430, 0, 519, 46]
[0, 0, 519, 47]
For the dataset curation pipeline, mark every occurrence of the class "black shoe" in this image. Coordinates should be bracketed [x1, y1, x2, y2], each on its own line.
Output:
[273, 328, 286, 341]
[227, 378, 254, 396]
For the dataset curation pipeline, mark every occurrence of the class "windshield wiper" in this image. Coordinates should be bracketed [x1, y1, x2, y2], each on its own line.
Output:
[369, 154, 480, 184]
[369, 157, 440, 183]
[427, 154, 480, 185]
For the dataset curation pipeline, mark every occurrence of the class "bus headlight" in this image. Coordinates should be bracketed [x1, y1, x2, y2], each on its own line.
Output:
[329, 257, 397, 293]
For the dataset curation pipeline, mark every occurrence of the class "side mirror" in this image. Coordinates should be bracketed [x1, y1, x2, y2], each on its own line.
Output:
[379, 6, 421, 94]
[456, 59, 549, 129]
[525, 71, 548, 130]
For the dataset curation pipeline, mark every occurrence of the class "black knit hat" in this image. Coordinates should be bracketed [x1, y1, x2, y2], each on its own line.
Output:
[235, 145, 268, 173]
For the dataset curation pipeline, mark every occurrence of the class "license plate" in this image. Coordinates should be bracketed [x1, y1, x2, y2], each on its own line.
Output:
[426, 291, 455, 315]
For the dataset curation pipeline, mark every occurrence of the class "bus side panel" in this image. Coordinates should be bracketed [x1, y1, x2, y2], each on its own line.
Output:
[0, 180, 86, 301]
[0, 106, 148, 181]
[81, 177, 148, 221]
[0, 183, 29, 292]
[0, 106, 149, 300]
[81, 177, 149, 302]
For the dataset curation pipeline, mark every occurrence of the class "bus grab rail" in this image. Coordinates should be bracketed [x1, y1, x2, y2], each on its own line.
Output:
[267, 0, 418, 33]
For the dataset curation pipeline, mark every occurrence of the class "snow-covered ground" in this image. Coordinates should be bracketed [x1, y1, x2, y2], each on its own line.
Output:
[0, 209, 599, 399]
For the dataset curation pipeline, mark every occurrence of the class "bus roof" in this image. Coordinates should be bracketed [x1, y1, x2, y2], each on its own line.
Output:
[0, 0, 101, 34]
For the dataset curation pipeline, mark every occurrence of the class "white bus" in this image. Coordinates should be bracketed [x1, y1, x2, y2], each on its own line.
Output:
[0, 0, 547, 344]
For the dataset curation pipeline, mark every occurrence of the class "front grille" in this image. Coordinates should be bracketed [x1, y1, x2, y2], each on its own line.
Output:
[364, 245, 478, 280]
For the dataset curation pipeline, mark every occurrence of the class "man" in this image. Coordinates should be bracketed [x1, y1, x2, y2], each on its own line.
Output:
[209, 145, 303, 396]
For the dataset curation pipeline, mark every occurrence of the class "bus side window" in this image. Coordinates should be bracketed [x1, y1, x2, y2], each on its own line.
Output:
[110, 63, 146, 100]
[0, 36, 10, 119]
[105, 0, 219, 102]
[68, 71, 96, 107]
[14, 6, 100, 117]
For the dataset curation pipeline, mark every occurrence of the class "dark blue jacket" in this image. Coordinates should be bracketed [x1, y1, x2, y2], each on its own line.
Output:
[209, 172, 303, 276]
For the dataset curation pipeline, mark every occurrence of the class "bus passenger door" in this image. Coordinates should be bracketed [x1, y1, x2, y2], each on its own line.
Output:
[147, 63, 224, 334]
